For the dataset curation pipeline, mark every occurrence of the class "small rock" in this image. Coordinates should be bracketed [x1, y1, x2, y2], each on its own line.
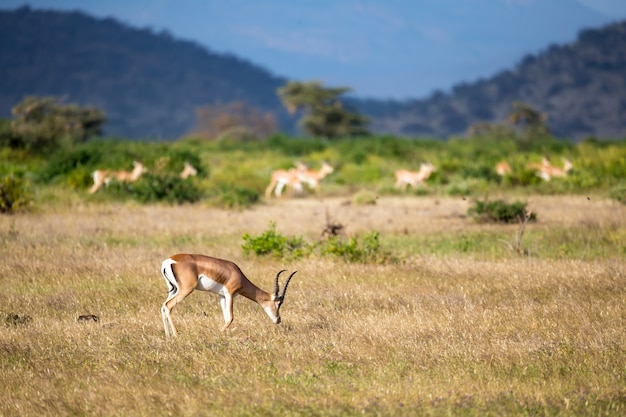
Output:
[77, 314, 99, 323]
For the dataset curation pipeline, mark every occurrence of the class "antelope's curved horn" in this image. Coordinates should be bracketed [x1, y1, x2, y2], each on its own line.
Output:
[274, 270, 286, 296]
[280, 271, 297, 299]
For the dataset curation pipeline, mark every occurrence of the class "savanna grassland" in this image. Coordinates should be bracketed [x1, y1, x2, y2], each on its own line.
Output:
[1, 193, 625, 416]
[1, 134, 626, 416]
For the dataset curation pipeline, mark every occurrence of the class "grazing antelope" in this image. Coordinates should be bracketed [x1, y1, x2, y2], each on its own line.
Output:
[265, 168, 303, 198]
[160, 254, 297, 337]
[180, 161, 198, 179]
[296, 161, 334, 192]
[394, 162, 436, 190]
[526, 158, 549, 172]
[89, 161, 146, 193]
[495, 161, 512, 176]
[528, 158, 573, 181]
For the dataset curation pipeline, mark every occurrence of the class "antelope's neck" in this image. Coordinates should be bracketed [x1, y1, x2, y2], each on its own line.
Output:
[240, 282, 272, 303]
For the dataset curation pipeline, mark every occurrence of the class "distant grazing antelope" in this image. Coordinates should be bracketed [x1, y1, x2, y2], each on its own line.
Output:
[495, 161, 512, 176]
[89, 161, 146, 193]
[180, 161, 198, 179]
[296, 161, 334, 192]
[527, 157, 573, 181]
[160, 254, 297, 337]
[394, 162, 436, 190]
[265, 168, 303, 198]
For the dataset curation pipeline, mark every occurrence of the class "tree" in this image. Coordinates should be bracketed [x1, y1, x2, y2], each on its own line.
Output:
[192, 101, 277, 141]
[8, 96, 105, 151]
[277, 81, 370, 138]
[506, 101, 551, 147]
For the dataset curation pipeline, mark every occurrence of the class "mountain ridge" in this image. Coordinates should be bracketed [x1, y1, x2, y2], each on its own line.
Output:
[0, 6, 624, 140]
[0, 6, 293, 139]
[370, 20, 626, 140]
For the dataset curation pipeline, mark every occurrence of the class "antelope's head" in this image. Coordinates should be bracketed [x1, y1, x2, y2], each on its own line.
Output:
[132, 161, 146, 175]
[321, 162, 334, 175]
[265, 269, 297, 324]
[562, 158, 573, 172]
[420, 162, 437, 176]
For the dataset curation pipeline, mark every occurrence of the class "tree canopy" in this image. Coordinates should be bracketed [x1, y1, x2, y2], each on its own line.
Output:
[277, 81, 370, 138]
[4, 96, 105, 151]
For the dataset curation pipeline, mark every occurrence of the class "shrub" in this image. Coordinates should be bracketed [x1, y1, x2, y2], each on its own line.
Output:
[468, 199, 536, 224]
[444, 178, 488, 197]
[242, 222, 391, 263]
[512, 168, 544, 186]
[128, 173, 203, 204]
[0, 175, 33, 214]
[65, 168, 94, 189]
[9, 96, 105, 152]
[242, 221, 308, 258]
[352, 190, 378, 205]
[609, 184, 626, 205]
[213, 184, 259, 209]
[153, 148, 205, 178]
[338, 162, 383, 185]
[37, 146, 98, 185]
[318, 231, 390, 263]
[266, 134, 328, 156]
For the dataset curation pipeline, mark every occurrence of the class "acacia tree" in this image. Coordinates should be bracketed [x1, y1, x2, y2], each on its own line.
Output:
[277, 81, 370, 138]
[8, 96, 105, 151]
[506, 101, 550, 144]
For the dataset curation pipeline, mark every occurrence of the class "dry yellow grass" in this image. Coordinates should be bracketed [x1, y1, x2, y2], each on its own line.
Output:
[0, 195, 624, 416]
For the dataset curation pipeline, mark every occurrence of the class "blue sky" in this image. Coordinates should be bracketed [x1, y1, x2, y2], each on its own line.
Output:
[2, 0, 626, 100]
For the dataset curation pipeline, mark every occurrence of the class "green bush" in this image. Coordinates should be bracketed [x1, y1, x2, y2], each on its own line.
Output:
[153, 148, 206, 178]
[0, 175, 33, 214]
[242, 222, 391, 263]
[318, 231, 390, 263]
[444, 178, 488, 197]
[65, 167, 94, 189]
[266, 134, 328, 156]
[337, 162, 383, 185]
[511, 168, 544, 186]
[609, 184, 626, 205]
[351, 190, 378, 205]
[242, 221, 308, 258]
[468, 199, 536, 224]
[126, 173, 203, 204]
[213, 184, 259, 209]
[9, 96, 105, 152]
[37, 146, 98, 185]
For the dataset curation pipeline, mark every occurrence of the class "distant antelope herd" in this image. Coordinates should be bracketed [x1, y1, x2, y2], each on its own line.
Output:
[89, 161, 198, 193]
[88, 155, 573, 197]
[265, 161, 334, 198]
[496, 157, 573, 181]
[529, 157, 573, 181]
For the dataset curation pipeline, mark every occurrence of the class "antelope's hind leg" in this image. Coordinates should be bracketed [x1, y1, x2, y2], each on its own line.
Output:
[161, 303, 176, 337]
[219, 293, 234, 331]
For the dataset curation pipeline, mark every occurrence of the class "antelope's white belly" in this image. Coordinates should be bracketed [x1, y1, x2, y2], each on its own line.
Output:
[196, 274, 226, 295]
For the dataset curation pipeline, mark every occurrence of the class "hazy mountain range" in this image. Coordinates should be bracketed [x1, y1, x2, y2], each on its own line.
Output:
[0, 6, 625, 140]
[3, 0, 624, 100]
